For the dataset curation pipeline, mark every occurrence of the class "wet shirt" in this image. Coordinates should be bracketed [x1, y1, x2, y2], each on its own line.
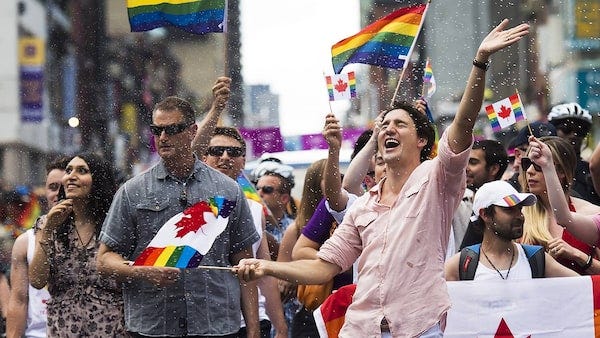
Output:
[317, 131, 470, 337]
[100, 159, 258, 336]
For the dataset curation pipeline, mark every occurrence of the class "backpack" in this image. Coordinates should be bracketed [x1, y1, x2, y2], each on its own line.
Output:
[458, 243, 545, 280]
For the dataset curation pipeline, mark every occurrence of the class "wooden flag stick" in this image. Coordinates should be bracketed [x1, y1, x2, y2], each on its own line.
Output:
[196, 265, 234, 271]
[390, 66, 409, 108]
[516, 88, 534, 137]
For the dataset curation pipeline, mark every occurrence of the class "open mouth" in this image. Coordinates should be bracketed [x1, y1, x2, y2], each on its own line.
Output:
[385, 138, 400, 149]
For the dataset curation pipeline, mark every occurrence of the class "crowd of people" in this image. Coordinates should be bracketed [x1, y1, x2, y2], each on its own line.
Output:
[0, 18, 598, 338]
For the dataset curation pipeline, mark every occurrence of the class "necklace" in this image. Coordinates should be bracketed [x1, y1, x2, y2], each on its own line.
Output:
[74, 226, 95, 249]
[481, 245, 515, 280]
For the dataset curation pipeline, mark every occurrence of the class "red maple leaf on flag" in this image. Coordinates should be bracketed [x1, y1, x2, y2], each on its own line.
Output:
[498, 105, 512, 119]
[334, 78, 348, 93]
[174, 201, 212, 238]
[494, 318, 531, 338]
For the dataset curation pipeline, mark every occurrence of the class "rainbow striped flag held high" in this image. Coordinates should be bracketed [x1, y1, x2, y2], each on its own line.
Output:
[237, 173, 261, 203]
[485, 92, 527, 132]
[325, 71, 357, 101]
[331, 4, 428, 74]
[127, 0, 227, 35]
[133, 197, 235, 268]
[422, 58, 436, 99]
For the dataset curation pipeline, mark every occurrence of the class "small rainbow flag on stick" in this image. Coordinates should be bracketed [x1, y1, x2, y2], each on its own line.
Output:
[133, 197, 235, 268]
[422, 58, 436, 99]
[325, 71, 357, 101]
[127, 0, 227, 35]
[331, 4, 428, 74]
[485, 92, 527, 132]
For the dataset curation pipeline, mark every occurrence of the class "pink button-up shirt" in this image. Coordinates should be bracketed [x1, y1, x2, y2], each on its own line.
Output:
[318, 131, 470, 337]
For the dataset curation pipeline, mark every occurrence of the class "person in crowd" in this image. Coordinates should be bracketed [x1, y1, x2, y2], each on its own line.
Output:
[277, 159, 327, 338]
[7, 156, 69, 338]
[459, 140, 509, 249]
[528, 136, 600, 258]
[28, 153, 127, 337]
[547, 102, 600, 204]
[97, 93, 260, 337]
[200, 125, 288, 338]
[520, 136, 600, 274]
[233, 19, 530, 337]
[505, 121, 557, 191]
[250, 157, 298, 221]
[445, 180, 578, 281]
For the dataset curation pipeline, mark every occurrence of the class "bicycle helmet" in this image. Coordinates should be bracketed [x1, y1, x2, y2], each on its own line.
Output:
[547, 102, 592, 136]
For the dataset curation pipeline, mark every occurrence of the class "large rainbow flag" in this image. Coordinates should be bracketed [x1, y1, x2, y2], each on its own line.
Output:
[331, 4, 428, 74]
[133, 197, 235, 268]
[126, 0, 227, 35]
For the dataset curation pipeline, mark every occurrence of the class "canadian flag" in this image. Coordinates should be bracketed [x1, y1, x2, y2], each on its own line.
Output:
[315, 276, 600, 337]
[325, 71, 357, 101]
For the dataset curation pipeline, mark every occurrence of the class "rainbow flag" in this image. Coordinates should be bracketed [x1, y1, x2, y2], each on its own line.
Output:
[485, 92, 526, 132]
[237, 173, 261, 204]
[423, 58, 436, 98]
[331, 4, 428, 74]
[127, 0, 227, 35]
[14, 193, 42, 237]
[133, 197, 235, 268]
[325, 71, 357, 101]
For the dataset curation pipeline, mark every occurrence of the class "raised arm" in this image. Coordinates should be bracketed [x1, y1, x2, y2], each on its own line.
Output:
[322, 113, 348, 211]
[447, 19, 529, 154]
[529, 136, 600, 246]
[191, 76, 231, 157]
[342, 113, 381, 196]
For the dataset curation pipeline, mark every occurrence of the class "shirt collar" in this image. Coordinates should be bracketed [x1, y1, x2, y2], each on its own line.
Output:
[156, 157, 206, 182]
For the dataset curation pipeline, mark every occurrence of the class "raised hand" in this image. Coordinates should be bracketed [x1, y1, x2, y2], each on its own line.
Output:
[212, 76, 231, 110]
[323, 113, 342, 151]
[44, 199, 74, 231]
[528, 135, 553, 169]
[477, 19, 529, 61]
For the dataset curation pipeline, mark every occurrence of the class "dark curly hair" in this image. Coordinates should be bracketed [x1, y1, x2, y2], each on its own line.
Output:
[382, 101, 435, 162]
[56, 153, 117, 249]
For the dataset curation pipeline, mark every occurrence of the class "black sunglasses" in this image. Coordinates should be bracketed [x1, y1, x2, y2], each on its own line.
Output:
[256, 185, 276, 194]
[521, 157, 542, 172]
[149, 122, 193, 136]
[207, 146, 245, 158]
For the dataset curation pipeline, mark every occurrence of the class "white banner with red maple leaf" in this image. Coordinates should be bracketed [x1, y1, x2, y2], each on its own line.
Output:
[485, 93, 527, 132]
[325, 71, 357, 101]
[132, 197, 235, 268]
[445, 276, 600, 337]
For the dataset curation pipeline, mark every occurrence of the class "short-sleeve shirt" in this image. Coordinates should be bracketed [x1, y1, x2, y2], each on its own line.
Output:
[317, 130, 470, 337]
[100, 159, 258, 336]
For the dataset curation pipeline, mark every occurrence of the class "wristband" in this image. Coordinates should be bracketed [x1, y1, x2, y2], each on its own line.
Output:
[580, 254, 593, 270]
[472, 58, 490, 71]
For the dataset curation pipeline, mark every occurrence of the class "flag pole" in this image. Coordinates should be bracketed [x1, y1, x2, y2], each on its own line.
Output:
[389, 0, 431, 108]
[516, 88, 534, 136]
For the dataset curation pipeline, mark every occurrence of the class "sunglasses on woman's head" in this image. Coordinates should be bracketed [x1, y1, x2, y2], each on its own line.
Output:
[206, 146, 245, 158]
[521, 157, 542, 172]
[256, 185, 276, 194]
[149, 122, 192, 136]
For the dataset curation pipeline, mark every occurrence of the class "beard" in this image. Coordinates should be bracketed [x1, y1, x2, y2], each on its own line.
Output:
[491, 220, 523, 241]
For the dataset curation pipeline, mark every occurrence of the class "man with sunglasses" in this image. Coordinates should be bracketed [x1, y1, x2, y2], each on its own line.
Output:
[201, 126, 288, 338]
[547, 102, 600, 205]
[98, 86, 261, 338]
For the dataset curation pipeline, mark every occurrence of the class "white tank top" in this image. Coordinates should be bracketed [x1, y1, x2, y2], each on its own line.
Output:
[474, 244, 533, 281]
[240, 199, 268, 326]
[26, 228, 51, 337]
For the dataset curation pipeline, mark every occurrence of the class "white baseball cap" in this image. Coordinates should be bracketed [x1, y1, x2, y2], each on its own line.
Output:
[471, 180, 537, 222]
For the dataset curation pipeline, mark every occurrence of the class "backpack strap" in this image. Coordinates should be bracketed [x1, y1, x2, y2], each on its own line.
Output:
[520, 244, 546, 278]
[458, 244, 481, 280]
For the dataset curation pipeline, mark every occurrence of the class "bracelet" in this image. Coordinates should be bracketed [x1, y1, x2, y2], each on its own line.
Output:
[580, 254, 593, 270]
[472, 58, 490, 71]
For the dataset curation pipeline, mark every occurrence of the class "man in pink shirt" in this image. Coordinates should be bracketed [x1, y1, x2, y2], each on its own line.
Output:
[235, 20, 529, 337]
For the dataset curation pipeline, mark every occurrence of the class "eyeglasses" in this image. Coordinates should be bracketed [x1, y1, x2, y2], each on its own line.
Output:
[256, 185, 276, 194]
[149, 122, 193, 136]
[521, 157, 542, 172]
[206, 146, 245, 158]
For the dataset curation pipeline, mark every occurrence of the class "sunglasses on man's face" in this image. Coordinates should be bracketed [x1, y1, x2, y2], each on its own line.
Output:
[521, 157, 542, 172]
[256, 185, 276, 194]
[149, 122, 192, 136]
[206, 146, 245, 158]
